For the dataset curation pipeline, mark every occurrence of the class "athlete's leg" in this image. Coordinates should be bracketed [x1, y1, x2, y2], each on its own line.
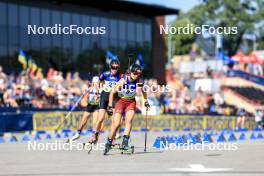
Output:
[104, 112, 122, 153]
[94, 109, 106, 132]
[92, 110, 99, 131]
[78, 111, 90, 131]
[123, 110, 135, 136]
[88, 109, 106, 143]
[236, 117, 241, 129]
[241, 116, 246, 129]
[92, 91, 108, 134]
[108, 112, 122, 140]
[70, 111, 90, 141]
[115, 117, 123, 139]
[122, 110, 135, 150]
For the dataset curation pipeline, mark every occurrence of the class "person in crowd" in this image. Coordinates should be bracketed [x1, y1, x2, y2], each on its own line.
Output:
[236, 106, 247, 129]
[254, 109, 263, 129]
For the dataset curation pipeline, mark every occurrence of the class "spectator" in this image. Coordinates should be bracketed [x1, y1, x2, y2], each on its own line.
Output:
[236, 107, 246, 129]
[254, 109, 263, 129]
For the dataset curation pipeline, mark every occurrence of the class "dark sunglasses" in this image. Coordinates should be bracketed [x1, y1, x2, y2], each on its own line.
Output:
[111, 66, 119, 70]
[132, 71, 141, 76]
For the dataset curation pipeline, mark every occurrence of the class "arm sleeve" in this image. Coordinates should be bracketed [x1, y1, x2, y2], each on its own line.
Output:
[137, 79, 144, 88]
[99, 72, 105, 81]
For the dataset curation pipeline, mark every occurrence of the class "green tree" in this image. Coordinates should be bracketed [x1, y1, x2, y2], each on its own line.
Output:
[170, 18, 196, 55]
[171, 0, 264, 56]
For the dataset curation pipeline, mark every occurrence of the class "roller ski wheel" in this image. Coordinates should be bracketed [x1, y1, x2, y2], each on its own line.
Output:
[65, 138, 77, 143]
[120, 145, 134, 154]
[65, 133, 80, 143]
[83, 143, 93, 154]
[111, 143, 121, 150]
[104, 143, 112, 155]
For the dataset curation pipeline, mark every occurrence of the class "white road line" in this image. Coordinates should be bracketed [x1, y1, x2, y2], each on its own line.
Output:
[169, 164, 233, 172]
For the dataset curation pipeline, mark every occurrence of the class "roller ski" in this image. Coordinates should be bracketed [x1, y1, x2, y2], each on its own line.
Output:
[82, 142, 93, 154]
[65, 131, 80, 143]
[103, 138, 121, 155]
[120, 135, 134, 154]
[82, 133, 99, 154]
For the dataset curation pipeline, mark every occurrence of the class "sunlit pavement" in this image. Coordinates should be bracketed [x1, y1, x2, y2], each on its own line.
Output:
[0, 131, 264, 176]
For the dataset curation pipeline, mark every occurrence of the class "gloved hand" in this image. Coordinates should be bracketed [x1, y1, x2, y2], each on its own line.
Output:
[106, 106, 114, 116]
[144, 100, 150, 110]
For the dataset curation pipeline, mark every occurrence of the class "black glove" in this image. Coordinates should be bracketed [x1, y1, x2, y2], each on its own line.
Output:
[144, 100, 150, 109]
[106, 106, 114, 116]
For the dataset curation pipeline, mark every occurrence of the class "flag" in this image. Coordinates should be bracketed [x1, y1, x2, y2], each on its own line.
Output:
[28, 56, 32, 69]
[105, 50, 118, 64]
[136, 53, 145, 70]
[18, 49, 27, 69]
[28, 56, 38, 79]
[31, 61, 38, 72]
[217, 51, 235, 65]
[28, 56, 37, 72]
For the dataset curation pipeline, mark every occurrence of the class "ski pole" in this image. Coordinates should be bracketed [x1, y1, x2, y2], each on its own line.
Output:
[55, 89, 89, 131]
[144, 109, 148, 152]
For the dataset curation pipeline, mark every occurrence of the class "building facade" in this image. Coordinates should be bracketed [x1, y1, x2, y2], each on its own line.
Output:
[0, 0, 178, 82]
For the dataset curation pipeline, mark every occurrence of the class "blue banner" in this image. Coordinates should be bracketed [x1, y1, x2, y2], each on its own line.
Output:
[226, 70, 264, 86]
[0, 113, 33, 133]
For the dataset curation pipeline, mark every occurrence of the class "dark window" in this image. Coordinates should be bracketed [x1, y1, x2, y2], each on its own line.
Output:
[100, 17, 108, 48]
[101, 37, 108, 49]
[8, 46, 17, 56]
[127, 21, 135, 41]
[0, 2, 7, 46]
[30, 7, 40, 50]
[19, 6, 29, 27]
[144, 24, 151, 42]
[72, 14, 81, 56]
[62, 12, 71, 50]
[118, 20, 126, 40]
[8, 3, 18, 26]
[8, 4, 18, 45]
[100, 17, 108, 38]
[30, 7, 40, 25]
[0, 46, 7, 57]
[51, 10, 61, 48]
[9, 26, 18, 45]
[0, 27, 7, 46]
[91, 16, 100, 48]
[118, 40, 126, 49]
[0, 2, 6, 25]
[91, 16, 99, 26]
[19, 5, 30, 49]
[41, 9, 51, 49]
[81, 15, 90, 50]
[109, 19, 117, 39]
[109, 39, 118, 48]
[136, 23, 143, 43]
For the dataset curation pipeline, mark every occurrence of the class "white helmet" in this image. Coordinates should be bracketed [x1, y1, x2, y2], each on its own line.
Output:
[92, 76, 99, 84]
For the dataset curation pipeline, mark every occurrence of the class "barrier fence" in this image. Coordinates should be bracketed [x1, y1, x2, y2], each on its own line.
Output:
[226, 70, 264, 86]
[0, 109, 256, 133]
[32, 112, 256, 131]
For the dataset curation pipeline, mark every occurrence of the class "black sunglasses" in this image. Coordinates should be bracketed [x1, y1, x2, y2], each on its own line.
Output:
[132, 71, 141, 76]
[111, 66, 119, 70]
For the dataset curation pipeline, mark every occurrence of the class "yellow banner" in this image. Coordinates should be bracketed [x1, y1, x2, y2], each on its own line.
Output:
[33, 112, 256, 131]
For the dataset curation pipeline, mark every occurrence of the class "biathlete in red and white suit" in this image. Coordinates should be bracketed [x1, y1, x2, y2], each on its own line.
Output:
[105, 64, 150, 152]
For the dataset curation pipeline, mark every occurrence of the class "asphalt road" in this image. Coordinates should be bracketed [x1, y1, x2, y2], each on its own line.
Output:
[0, 131, 264, 176]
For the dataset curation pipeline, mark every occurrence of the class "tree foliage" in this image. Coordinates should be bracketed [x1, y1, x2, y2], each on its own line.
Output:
[171, 0, 264, 56]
